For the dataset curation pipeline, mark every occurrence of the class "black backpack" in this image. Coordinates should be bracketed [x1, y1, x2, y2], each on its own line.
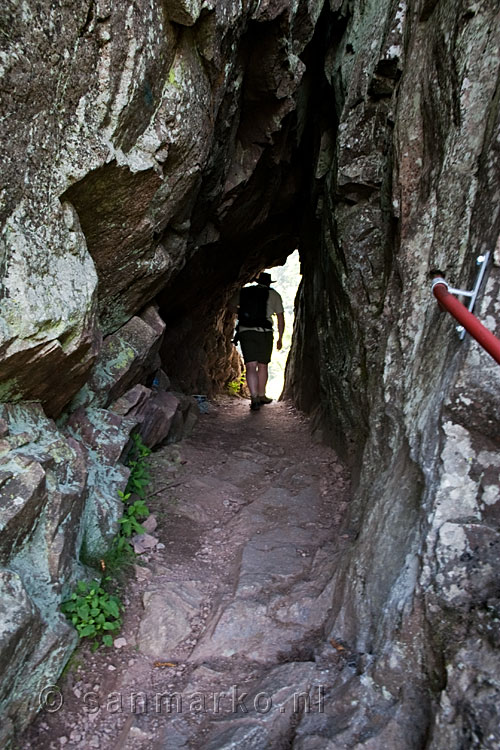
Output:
[238, 285, 272, 329]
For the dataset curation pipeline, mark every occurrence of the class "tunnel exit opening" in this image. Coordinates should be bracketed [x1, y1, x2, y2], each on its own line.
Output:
[153, 3, 337, 408]
[264, 251, 302, 399]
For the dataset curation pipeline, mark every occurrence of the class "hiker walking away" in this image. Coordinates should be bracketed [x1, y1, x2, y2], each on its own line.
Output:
[229, 272, 285, 411]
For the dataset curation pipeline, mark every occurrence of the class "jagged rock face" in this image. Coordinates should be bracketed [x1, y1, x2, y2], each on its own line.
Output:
[1, 0, 500, 747]
[0, 0, 322, 409]
[0, 335, 198, 740]
[286, 0, 500, 746]
[0, 0, 322, 741]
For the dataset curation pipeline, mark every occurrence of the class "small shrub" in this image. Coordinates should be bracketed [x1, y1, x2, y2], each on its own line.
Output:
[61, 579, 123, 649]
[227, 372, 246, 396]
[118, 497, 149, 537]
[125, 433, 152, 499]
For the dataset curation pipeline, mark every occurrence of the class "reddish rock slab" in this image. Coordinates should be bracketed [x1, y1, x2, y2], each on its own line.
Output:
[137, 391, 182, 449]
[110, 385, 181, 448]
[0, 327, 100, 419]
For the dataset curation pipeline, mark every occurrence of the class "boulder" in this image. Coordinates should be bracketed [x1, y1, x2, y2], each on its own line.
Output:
[73, 305, 166, 410]
[66, 407, 138, 465]
[0, 455, 47, 565]
[140, 391, 182, 448]
[0, 569, 76, 744]
[66, 406, 137, 560]
[0, 202, 100, 418]
[0, 404, 88, 585]
[110, 385, 181, 449]
[109, 384, 152, 418]
[166, 392, 199, 444]
[0, 570, 45, 739]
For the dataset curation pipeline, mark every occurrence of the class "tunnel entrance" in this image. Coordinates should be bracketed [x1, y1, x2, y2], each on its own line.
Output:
[4, 0, 500, 746]
[154, 7, 335, 408]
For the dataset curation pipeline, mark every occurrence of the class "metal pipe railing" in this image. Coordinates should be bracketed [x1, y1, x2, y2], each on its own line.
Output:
[432, 277, 500, 365]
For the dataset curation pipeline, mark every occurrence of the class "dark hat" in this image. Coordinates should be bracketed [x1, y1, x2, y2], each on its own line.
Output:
[255, 272, 276, 286]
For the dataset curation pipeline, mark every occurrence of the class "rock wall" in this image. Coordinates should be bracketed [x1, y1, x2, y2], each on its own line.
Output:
[286, 0, 500, 746]
[1, 0, 500, 746]
[0, 301, 198, 744]
[0, 0, 324, 742]
[1, 0, 324, 407]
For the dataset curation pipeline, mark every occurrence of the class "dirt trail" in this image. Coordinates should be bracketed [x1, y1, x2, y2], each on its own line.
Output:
[22, 397, 352, 750]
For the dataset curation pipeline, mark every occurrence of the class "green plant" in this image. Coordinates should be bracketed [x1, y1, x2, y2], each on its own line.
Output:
[115, 435, 152, 543]
[118, 497, 149, 537]
[102, 535, 136, 575]
[227, 372, 246, 396]
[227, 380, 239, 395]
[65, 434, 154, 648]
[61, 579, 123, 649]
[125, 433, 152, 498]
[105, 436, 152, 568]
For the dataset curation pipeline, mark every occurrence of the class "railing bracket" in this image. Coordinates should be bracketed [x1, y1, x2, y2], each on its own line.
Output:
[431, 251, 500, 365]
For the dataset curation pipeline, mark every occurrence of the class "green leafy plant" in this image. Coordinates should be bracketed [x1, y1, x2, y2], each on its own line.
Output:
[116, 434, 152, 541]
[227, 372, 246, 396]
[125, 433, 152, 498]
[102, 535, 136, 574]
[61, 579, 122, 649]
[118, 498, 149, 537]
[64, 434, 154, 648]
[104, 436, 152, 569]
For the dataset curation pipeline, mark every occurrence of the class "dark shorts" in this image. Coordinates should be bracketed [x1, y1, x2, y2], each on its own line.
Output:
[239, 330, 274, 364]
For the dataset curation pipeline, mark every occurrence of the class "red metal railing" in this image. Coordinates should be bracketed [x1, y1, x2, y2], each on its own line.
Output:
[432, 277, 500, 365]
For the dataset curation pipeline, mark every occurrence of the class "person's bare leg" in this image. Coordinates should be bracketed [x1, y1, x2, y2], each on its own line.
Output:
[245, 361, 259, 397]
[257, 362, 268, 398]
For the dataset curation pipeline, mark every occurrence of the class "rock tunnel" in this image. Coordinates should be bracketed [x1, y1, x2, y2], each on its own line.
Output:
[1, 0, 500, 747]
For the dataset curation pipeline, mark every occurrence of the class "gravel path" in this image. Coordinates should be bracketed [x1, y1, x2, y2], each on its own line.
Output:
[22, 397, 352, 750]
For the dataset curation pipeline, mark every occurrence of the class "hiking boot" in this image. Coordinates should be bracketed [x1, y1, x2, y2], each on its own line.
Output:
[250, 397, 261, 411]
[259, 395, 273, 405]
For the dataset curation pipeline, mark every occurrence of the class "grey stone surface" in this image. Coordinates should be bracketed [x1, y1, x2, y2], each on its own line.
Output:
[0, 197, 100, 417]
[0, 568, 76, 745]
[138, 580, 207, 658]
[280, 0, 500, 745]
[205, 662, 319, 750]
[66, 406, 136, 560]
[0, 455, 47, 564]
[0, 0, 499, 746]
[191, 597, 308, 663]
[175, 474, 244, 523]
[191, 486, 333, 663]
[159, 719, 192, 749]
[0, 403, 88, 588]
[237, 527, 314, 597]
[0, 569, 43, 701]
